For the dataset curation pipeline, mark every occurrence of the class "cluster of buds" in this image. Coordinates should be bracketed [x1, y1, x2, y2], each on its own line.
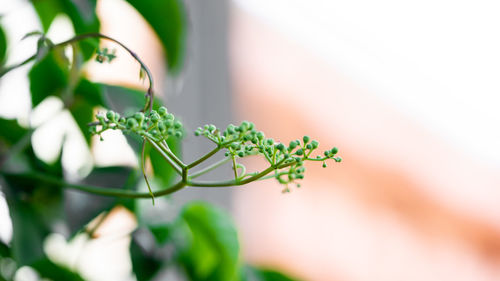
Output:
[195, 122, 341, 190]
[89, 106, 184, 141]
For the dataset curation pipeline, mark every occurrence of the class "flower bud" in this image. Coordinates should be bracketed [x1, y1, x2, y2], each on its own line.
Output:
[303, 135, 310, 144]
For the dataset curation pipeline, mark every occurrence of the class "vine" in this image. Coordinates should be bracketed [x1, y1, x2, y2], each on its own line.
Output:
[1, 32, 341, 205]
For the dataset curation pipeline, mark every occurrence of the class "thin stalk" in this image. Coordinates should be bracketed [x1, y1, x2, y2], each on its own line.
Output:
[188, 157, 231, 179]
[146, 138, 182, 175]
[187, 161, 295, 187]
[158, 140, 185, 168]
[186, 145, 221, 169]
[141, 140, 155, 205]
[0, 171, 186, 198]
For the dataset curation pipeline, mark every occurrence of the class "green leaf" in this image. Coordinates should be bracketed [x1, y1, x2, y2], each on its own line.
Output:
[75, 78, 107, 107]
[32, 0, 100, 60]
[130, 236, 162, 281]
[149, 223, 172, 245]
[31, 258, 85, 281]
[32, 0, 61, 32]
[69, 97, 94, 144]
[0, 118, 27, 146]
[179, 202, 241, 281]
[149, 136, 181, 187]
[29, 52, 69, 107]
[242, 266, 301, 281]
[125, 0, 186, 72]
[0, 23, 6, 64]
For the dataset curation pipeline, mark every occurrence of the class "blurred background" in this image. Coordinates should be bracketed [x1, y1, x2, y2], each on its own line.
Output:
[2, 0, 500, 280]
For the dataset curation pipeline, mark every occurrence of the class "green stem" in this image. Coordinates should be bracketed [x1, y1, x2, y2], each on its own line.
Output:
[188, 161, 294, 187]
[186, 145, 221, 169]
[0, 32, 155, 111]
[141, 140, 155, 205]
[146, 138, 182, 175]
[158, 140, 185, 168]
[188, 157, 231, 179]
[0, 171, 186, 198]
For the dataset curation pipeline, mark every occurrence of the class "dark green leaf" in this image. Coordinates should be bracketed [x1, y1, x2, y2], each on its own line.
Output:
[242, 266, 301, 281]
[179, 202, 240, 281]
[125, 0, 186, 72]
[149, 223, 172, 245]
[0, 118, 27, 146]
[130, 236, 162, 281]
[149, 136, 181, 187]
[29, 52, 69, 107]
[69, 97, 94, 144]
[0, 24, 6, 64]
[75, 78, 107, 107]
[32, 0, 61, 32]
[31, 258, 85, 281]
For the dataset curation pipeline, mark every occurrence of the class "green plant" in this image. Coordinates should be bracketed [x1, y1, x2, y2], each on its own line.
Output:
[0, 2, 340, 280]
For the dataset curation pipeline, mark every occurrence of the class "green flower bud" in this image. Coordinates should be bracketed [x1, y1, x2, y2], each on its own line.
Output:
[126, 118, 138, 129]
[208, 124, 216, 132]
[311, 140, 319, 149]
[166, 113, 174, 120]
[165, 120, 174, 128]
[296, 174, 304, 179]
[266, 138, 274, 146]
[330, 147, 338, 155]
[334, 157, 342, 163]
[238, 151, 245, 157]
[106, 111, 115, 121]
[158, 106, 168, 116]
[225, 151, 230, 157]
[256, 132, 265, 140]
[288, 141, 298, 150]
[322, 162, 327, 168]
[158, 122, 166, 133]
[150, 113, 160, 123]
[295, 148, 304, 156]
[306, 144, 312, 149]
[303, 135, 310, 144]
[175, 131, 183, 138]
[276, 143, 285, 151]
[174, 121, 182, 129]
[134, 112, 145, 121]
[230, 143, 240, 150]
[194, 131, 201, 136]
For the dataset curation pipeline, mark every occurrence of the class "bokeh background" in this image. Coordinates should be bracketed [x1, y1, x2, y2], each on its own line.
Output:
[2, 0, 500, 280]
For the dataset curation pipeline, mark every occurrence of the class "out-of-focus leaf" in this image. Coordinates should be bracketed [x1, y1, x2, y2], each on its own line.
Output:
[64, 166, 133, 235]
[31, 258, 85, 281]
[0, 241, 11, 258]
[179, 202, 240, 281]
[101, 84, 148, 115]
[149, 223, 172, 245]
[32, 0, 100, 60]
[125, 0, 186, 72]
[242, 266, 301, 281]
[32, 0, 61, 32]
[0, 118, 27, 146]
[0, 24, 6, 64]
[2, 147, 64, 265]
[130, 236, 162, 281]
[149, 136, 181, 187]
[69, 98, 93, 144]
[75, 78, 107, 107]
[29, 52, 69, 107]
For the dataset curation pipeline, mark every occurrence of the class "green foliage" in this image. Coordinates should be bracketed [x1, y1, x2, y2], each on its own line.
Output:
[28, 51, 69, 107]
[0, 24, 6, 65]
[125, 0, 186, 72]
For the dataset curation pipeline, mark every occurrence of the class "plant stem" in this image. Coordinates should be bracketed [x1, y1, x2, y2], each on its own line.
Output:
[0, 171, 186, 198]
[186, 145, 220, 169]
[188, 157, 231, 179]
[146, 138, 182, 175]
[158, 140, 185, 168]
[0, 32, 155, 111]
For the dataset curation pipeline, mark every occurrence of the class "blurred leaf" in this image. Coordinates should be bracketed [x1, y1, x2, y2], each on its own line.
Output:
[0, 241, 11, 258]
[101, 84, 148, 115]
[149, 223, 172, 245]
[65, 166, 134, 233]
[242, 266, 301, 281]
[2, 146, 64, 265]
[130, 236, 162, 281]
[29, 52, 69, 107]
[75, 78, 107, 107]
[32, 0, 61, 32]
[149, 136, 181, 187]
[0, 24, 6, 64]
[31, 258, 85, 281]
[0, 118, 27, 146]
[125, 0, 186, 72]
[32, 0, 100, 60]
[69, 98, 93, 144]
[179, 202, 240, 281]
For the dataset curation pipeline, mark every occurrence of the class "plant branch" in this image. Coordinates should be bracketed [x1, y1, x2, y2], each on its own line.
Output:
[146, 138, 182, 175]
[188, 157, 231, 179]
[186, 145, 220, 169]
